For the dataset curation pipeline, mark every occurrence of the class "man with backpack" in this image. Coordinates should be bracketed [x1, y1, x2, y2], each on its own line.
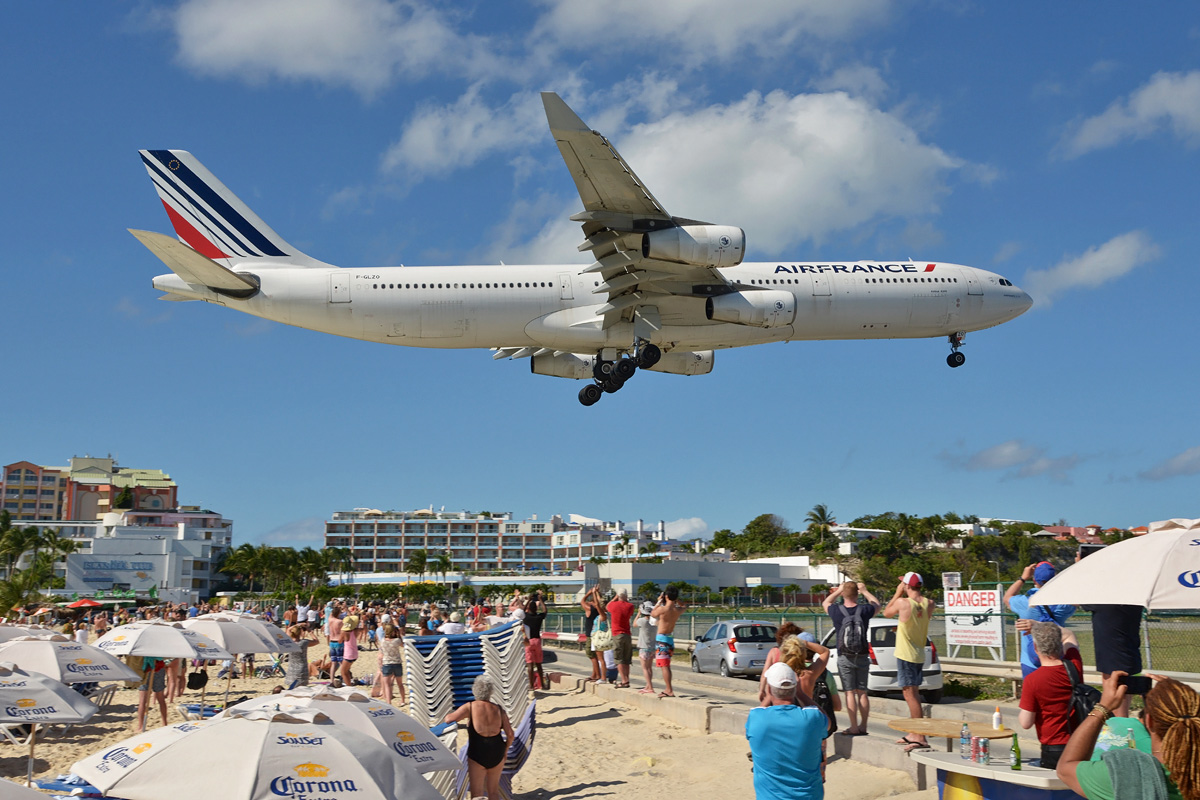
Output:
[823, 580, 881, 736]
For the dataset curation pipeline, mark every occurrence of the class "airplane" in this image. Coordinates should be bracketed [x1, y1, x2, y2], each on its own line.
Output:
[131, 92, 1033, 406]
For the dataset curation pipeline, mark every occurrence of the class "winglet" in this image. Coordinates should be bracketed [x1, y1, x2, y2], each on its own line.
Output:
[541, 92, 591, 133]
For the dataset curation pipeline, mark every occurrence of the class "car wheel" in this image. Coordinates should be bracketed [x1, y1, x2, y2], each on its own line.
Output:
[691, 657, 701, 673]
[720, 660, 730, 678]
[921, 688, 943, 704]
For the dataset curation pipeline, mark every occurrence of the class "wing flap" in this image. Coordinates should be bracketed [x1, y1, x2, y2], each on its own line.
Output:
[130, 229, 259, 298]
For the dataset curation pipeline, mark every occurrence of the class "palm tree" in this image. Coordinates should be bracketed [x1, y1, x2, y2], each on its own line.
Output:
[697, 584, 712, 605]
[433, 551, 453, 585]
[642, 541, 660, 560]
[783, 583, 802, 607]
[619, 533, 632, 561]
[407, 549, 428, 583]
[806, 504, 836, 546]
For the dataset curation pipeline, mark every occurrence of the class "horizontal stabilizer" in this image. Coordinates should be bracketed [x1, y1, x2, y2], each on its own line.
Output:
[130, 229, 259, 298]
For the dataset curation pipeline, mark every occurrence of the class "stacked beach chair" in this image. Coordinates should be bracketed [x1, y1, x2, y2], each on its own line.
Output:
[404, 621, 535, 800]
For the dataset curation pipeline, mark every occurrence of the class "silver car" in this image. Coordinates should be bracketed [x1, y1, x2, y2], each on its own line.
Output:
[691, 619, 777, 678]
[820, 617, 944, 703]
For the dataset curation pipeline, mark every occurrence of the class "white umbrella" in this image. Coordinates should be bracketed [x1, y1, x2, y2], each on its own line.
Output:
[94, 621, 233, 661]
[0, 636, 140, 684]
[0, 625, 37, 643]
[0, 661, 98, 785]
[224, 687, 460, 772]
[183, 616, 283, 705]
[191, 613, 296, 653]
[72, 706, 444, 800]
[1031, 525, 1200, 609]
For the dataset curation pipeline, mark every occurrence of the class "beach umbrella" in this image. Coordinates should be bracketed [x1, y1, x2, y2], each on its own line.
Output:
[0, 776, 64, 798]
[93, 621, 233, 661]
[72, 706, 444, 800]
[0, 625, 37, 643]
[183, 616, 283, 706]
[66, 598, 102, 609]
[0, 636, 140, 684]
[224, 686, 460, 772]
[0, 661, 98, 785]
[1031, 524, 1200, 609]
[193, 612, 298, 653]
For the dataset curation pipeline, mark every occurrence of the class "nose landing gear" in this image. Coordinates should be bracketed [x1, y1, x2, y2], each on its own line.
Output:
[946, 332, 966, 368]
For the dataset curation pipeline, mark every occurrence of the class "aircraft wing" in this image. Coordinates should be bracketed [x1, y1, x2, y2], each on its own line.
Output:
[542, 93, 735, 329]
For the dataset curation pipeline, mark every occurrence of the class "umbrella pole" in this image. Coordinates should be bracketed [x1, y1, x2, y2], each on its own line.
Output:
[223, 669, 232, 708]
[26, 723, 37, 786]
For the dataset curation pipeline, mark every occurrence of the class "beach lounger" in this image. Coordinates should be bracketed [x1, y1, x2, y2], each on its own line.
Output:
[1, 722, 34, 745]
[90, 683, 119, 710]
[32, 777, 104, 797]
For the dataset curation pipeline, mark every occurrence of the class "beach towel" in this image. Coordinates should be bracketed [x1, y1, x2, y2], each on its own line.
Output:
[1103, 748, 1169, 800]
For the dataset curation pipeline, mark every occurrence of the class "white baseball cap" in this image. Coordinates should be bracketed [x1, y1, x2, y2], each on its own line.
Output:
[764, 662, 797, 689]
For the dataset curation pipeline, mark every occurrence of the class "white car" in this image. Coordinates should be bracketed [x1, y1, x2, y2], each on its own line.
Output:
[820, 617, 944, 703]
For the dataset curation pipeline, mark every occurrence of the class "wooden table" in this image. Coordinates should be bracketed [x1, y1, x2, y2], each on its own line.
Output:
[888, 719, 1016, 752]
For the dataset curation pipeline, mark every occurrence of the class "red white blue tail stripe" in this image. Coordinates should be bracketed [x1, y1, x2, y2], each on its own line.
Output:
[139, 150, 321, 266]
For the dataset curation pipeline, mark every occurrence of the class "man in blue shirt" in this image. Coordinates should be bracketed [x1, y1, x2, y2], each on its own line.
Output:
[746, 662, 827, 799]
[1004, 562, 1075, 677]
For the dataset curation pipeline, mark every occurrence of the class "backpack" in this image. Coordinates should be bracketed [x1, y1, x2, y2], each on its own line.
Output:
[811, 674, 838, 735]
[1064, 656, 1101, 730]
[837, 604, 868, 656]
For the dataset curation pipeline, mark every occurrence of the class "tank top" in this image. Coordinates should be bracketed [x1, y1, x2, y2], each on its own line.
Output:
[583, 605, 599, 636]
[895, 597, 932, 664]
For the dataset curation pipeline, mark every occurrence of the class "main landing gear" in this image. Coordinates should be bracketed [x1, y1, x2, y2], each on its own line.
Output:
[577, 342, 662, 406]
[946, 332, 966, 368]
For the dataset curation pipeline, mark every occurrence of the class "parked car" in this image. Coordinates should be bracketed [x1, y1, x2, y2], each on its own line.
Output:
[691, 619, 777, 678]
[820, 617, 944, 703]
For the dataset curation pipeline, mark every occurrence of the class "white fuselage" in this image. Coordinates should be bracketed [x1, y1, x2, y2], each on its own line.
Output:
[153, 259, 1032, 353]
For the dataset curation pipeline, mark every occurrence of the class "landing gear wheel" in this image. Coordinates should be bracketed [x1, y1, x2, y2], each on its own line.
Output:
[947, 352, 965, 368]
[600, 377, 624, 394]
[592, 360, 615, 381]
[614, 359, 637, 381]
[578, 384, 602, 406]
[692, 657, 702, 674]
[636, 343, 661, 369]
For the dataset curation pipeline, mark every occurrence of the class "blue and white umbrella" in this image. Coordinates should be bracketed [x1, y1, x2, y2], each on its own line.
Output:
[0, 636, 139, 684]
[0, 661, 98, 785]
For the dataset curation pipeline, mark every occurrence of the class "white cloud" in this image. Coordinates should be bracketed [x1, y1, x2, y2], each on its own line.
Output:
[993, 241, 1022, 263]
[811, 65, 889, 103]
[1141, 446, 1200, 481]
[943, 440, 1082, 484]
[532, 0, 892, 64]
[664, 517, 710, 539]
[964, 440, 1043, 471]
[381, 88, 547, 180]
[260, 516, 326, 546]
[172, 0, 506, 96]
[1061, 70, 1200, 157]
[1023, 231, 1160, 308]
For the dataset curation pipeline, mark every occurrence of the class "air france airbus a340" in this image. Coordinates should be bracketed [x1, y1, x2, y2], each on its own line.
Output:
[132, 93, 1032, 406]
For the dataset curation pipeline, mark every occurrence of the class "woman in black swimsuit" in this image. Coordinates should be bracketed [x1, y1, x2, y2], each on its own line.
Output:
[445, 674, 515, 800]
[581, 586, 606, 683]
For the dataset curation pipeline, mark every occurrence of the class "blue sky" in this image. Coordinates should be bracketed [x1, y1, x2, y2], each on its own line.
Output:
[4, 2, 1199, 549]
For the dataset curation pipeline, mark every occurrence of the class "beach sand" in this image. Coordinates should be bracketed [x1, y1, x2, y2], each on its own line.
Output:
[2, 635, 933, 799]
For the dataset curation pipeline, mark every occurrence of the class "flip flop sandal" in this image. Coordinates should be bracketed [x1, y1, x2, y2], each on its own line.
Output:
[903, 741, 931, 753]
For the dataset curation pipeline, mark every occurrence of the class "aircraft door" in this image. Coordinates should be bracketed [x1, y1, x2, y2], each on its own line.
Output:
[961, 269, 983, 296]
[330, 272, 350, 303]
[811, 273, 831, 296]
[559, 272, 574, 300]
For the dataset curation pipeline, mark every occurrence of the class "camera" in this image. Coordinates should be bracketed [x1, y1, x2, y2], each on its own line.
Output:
[1118, 675, 1153, 695]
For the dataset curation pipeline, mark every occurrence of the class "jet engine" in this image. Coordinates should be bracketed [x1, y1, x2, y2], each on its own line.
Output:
[705, 290, 795, 328]
[641, 225, 744, 268]
[644, 350, 714, 376]
[531, 352, 595, 379]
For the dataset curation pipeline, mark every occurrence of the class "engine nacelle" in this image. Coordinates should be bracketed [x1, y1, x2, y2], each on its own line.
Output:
[645, 350, 714, 376]
[642, 225, 744, 268]
[705, 290, 796, 329]
[531, 352, 595, 379]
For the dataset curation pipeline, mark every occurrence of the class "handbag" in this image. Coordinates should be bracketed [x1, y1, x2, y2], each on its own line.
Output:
[591, 620, 614, 652]
[1064, 657, 1101, 730]
[186, 668, 208, 690]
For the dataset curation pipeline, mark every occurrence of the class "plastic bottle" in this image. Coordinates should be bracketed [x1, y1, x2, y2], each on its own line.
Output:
[992, 706, 1003, 729]
[1010, 732, 1021, 769]
[1126, 728, 1138, 751]
[960, 720, 971, 759]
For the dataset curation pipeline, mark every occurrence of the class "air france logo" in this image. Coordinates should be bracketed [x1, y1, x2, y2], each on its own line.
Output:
[1178, 570, 1200, 589]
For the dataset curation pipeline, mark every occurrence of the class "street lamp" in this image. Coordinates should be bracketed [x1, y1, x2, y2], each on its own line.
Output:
[987, 560, 1000, 585]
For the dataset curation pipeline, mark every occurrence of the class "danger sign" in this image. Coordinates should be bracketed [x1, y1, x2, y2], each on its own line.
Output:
[945, 589, 1003, 648]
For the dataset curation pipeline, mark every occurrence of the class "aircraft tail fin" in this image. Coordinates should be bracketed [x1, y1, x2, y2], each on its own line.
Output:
[138, 149, 328, 268]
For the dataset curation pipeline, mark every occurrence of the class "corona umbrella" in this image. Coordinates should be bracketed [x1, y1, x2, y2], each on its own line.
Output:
[1031, 522, 1200, 609]
[93, 621, 233, 661]
[0, 636, 139, 684]
[224, 686, 459, 772]
[0, 661, 98, 785]
[182, 615, 282, 705]
[72, 707, 444, 800]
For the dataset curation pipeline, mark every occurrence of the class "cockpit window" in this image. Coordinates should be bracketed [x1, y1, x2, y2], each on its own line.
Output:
[999, 278, 1013, 286]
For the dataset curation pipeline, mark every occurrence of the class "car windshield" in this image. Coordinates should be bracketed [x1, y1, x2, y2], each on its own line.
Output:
[871, 626, 932, 648]
[733, 624, 776, 642]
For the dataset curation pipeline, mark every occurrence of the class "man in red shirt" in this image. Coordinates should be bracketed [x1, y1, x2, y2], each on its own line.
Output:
[606, 590, 636, 688]
[1018, 621, 1084, 769]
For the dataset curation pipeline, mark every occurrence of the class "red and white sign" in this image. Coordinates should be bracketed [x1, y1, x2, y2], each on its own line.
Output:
[945, 589, 1003, 648]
